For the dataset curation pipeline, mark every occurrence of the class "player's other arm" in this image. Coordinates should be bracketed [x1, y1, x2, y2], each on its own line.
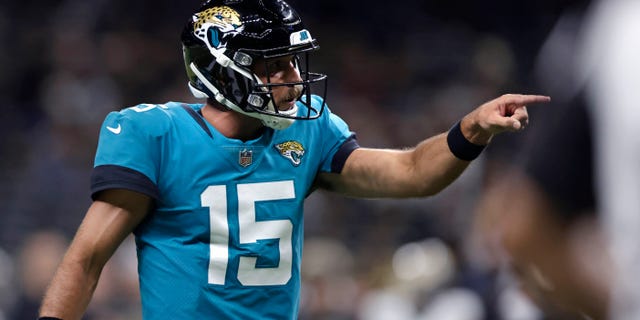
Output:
[317, 94, 550, 198]
[39, 189, 152, 320]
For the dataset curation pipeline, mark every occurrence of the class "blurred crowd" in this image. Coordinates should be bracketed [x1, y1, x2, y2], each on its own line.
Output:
[2, 0, 631, 319]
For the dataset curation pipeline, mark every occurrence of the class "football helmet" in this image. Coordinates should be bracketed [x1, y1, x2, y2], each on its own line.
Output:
[181, 0, 327, 130]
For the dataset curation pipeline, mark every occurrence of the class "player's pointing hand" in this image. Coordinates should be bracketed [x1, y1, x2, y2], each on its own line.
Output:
[460, 94, 551, 145]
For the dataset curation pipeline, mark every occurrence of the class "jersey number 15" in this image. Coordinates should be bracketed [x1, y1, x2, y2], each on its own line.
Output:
[201, 180, 294, 286]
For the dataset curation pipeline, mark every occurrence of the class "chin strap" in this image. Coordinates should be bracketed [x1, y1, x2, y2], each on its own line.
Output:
[188, 63, 295, 130]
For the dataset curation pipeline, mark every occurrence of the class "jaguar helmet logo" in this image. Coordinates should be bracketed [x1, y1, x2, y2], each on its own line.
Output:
[192, 6, 244, 49]
[275, 141, 305, 166]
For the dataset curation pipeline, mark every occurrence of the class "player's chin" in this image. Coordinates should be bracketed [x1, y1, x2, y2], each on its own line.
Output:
[277, 99, 297, 112]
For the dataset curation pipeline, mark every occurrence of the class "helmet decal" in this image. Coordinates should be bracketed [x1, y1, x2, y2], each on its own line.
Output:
[193, 6, 244, 49]
[290, 29, 312, 46]
[275, 141, 305, 166]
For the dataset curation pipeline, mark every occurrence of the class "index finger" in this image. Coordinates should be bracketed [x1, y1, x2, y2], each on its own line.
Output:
[502, 94, 551, 106]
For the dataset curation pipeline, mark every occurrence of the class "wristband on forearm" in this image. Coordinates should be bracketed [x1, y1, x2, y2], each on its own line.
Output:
[446, 120, 486, 161]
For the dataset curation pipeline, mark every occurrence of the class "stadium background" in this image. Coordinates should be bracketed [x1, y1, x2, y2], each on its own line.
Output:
[0, 0, 589, 319]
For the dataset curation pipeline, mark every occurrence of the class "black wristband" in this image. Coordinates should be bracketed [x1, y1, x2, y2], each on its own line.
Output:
[446, 120, 486, 161]
[38, 317, 63, 320]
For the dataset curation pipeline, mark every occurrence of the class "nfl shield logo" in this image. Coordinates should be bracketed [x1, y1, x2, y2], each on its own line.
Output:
[239, 148, 253, 167]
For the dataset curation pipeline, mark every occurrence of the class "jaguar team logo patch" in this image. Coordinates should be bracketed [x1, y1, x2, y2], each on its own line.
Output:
[239, 148, 253, 167]
[275, 141, 305, 166]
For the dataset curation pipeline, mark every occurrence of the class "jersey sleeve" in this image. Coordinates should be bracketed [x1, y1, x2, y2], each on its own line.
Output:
[90, 108, 163, 200]
[314, 96, 359, 173]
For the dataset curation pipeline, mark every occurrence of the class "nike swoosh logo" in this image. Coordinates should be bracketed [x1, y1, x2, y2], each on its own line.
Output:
[106, 124, 122, 134]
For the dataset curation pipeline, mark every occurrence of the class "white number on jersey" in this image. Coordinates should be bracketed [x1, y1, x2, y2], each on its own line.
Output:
[201, 181, 295, 286]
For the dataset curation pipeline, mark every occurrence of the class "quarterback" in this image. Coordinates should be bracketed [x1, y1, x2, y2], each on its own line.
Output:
[38, 0, 549, 319]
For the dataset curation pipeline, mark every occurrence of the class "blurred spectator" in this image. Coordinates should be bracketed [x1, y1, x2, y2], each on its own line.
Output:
[7, 231, 141, 320]
[8, 230, 68, 320]
[300, 237, 359, 320]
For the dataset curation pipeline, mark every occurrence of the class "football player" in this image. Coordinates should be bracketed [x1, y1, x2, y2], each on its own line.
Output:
[38, 0, 549, 319]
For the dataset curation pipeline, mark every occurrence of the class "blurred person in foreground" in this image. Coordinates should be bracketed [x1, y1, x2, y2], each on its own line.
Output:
[582, 0, 640, 318]
[476, 0, 640, 319]
[38, 0, 549, 319]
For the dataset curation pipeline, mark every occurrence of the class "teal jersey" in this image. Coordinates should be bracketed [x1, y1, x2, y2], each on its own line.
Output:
[90, 96, 358, 319]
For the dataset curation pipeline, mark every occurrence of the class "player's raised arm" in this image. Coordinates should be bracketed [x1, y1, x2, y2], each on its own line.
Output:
[316, 94, 551, 198]
[39, 189, 152, 320]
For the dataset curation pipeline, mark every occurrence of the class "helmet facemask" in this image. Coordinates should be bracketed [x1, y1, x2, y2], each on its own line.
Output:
[182, 1, 328, 130]
[245, 49, 327, 125]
